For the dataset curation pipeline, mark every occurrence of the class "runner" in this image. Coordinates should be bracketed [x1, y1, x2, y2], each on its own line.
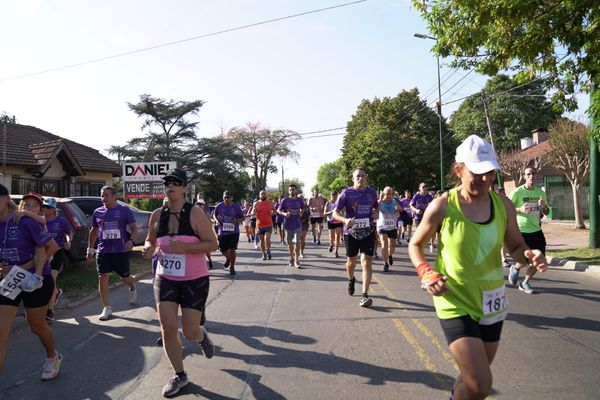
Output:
[87, 186, 138, 321]
[333, 167, 379, 308]
[142, 168, 217, 397]
[309, 189, 326, 245]
[14, 193, 47, 291]
[399, 190, 413, 243]
[275, 195, 286, 245]
[277, 184, 304, 268]
[241, 200, 253, 243]
[377, 187, 401, 272]
[323, 191, 343, 258]
[0, 186, 62, 379]
[213, 191, 244, 276]
[251, 190, 275, 260]
[408, 135, 547, 400]
[195, 197, 214, 270]
[507, 167, 550, 294]
[299, 195, 310, 259]
[410, 183, 434, 252]
[42, 198, 73, 321]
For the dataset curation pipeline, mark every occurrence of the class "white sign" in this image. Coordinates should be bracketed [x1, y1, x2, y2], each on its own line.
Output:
[123, 162, 178, 182]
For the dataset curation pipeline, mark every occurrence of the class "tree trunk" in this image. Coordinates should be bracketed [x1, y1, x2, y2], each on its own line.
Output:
[572, 182, 586, 229]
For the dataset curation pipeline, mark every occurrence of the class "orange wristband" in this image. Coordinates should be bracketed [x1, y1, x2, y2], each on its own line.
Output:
[416, 262, 433, 278]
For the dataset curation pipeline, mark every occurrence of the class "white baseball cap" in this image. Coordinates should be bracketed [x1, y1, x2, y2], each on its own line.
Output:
[455, 135, 500, 174]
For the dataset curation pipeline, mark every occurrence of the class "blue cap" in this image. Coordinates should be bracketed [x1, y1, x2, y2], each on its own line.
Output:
[43, 198, 58, 208]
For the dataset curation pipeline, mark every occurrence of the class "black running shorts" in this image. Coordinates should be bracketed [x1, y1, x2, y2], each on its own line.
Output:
[96, 252, 131, 278]
[218, 233, 240, 252]
[0, 274, 54, 308]
[378, 228, 398, 239]
[50, 248, 67, 272]
[153, 275, 209, 311]
[521, 230, 546, 255]
[344, 231, 376, 258]
[439, 315, 503, 345]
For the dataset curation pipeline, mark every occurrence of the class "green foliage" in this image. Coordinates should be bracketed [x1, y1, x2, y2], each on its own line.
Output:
[413, 1, 599, 113]
[341, 89, 456, 191]
[315, 159, 345, 197]
[450, 75, 560, 151]
[129, 198, 163, 211]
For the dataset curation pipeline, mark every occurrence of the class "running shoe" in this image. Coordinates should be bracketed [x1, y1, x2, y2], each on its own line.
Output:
[99, 306, 112, 321]
[508, 265, 519, 286]
[224, 260, 230, 270]
[262, 253, 267, 260]
[254, 243, 259, 249]
[295, 261, 302, 269]
[267, 251, 272, 260]
[46, 309, 55, 322]
[334, 252, 339, 258]
[328, 244, 333, 253]
[162, 373, 189, 397]
[21, 274, 43, 292]
[347, 277, 356, 296]
[208, 260, 213, 270]
[300, 253, 304, 259]
[401, 233, 405, 240]
[518, 281, 536, 294]
[374, 252, 379, 259]
[317, 239, 321, 245]
[429, 245, 435, 253]
[313, 237, 316, 243]
[383, 263, 389, 272]
[199, 327, 215, 359]
[359, 293, 373, 308]
[41, 352, 63, 380]
[501, 259, 511, 268]
[288, 258, 294, 267]
[229, 266, 236, 276]
[388, 256, 393, 266]
[129, 285, 137, 305]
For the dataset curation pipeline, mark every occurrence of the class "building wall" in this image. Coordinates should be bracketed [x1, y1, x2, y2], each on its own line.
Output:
[46, 159, 67, 177]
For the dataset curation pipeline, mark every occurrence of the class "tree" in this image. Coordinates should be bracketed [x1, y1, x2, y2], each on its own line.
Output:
[226, 123, 300, 196]
[450, 75, 560, 151]
[108, 95, 248, 198]
[278, 178, 305, 195]
[498, 148, 548, 187]
[413, 1, 599, 115]
[341, 89, 457, 191]
[315, 159, 346, 197]
[549, 119, 590, 229]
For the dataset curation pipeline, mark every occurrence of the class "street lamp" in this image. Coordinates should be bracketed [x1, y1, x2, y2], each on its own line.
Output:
[414, 33, 444, 190]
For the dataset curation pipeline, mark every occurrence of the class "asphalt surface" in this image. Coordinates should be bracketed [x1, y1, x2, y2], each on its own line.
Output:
[2, 233, 600, 399]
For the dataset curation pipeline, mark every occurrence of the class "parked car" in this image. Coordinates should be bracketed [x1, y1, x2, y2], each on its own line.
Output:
[63, 196, 151, 245]
[10, 195, 91, 261]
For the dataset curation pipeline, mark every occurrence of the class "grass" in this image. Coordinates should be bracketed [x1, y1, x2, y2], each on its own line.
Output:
[547, 248, 600, 266]
[57, 248, 151, 301]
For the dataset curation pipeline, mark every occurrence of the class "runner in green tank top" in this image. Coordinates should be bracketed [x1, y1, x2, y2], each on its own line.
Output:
[409, 135, 547, 400]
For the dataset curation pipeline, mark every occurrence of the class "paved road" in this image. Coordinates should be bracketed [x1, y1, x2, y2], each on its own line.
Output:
[2, 235, 600, 399]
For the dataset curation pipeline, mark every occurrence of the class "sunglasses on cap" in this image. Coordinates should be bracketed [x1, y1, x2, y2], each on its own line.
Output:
[163, 180, 184, 187]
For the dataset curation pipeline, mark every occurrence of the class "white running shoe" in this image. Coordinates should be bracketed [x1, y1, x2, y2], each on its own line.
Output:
[129, 285, 137, 304]
[99, 306, 112, 321]
[41, 352, 63, 380]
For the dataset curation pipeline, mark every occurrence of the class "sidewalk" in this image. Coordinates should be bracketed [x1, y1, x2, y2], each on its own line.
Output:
[542, 219, 588, 251]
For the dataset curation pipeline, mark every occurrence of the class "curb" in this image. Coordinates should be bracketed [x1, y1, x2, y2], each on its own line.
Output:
[546, 255, 600, 273]
[10, 270, 154, 334]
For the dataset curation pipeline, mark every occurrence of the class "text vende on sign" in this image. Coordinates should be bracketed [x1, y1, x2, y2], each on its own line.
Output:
[122, 161, 178, 199]
[123, 162, 177, 182]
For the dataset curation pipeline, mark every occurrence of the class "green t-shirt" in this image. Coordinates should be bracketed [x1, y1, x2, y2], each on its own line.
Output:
[433, 188, 507, 324]
[508, 185, 548, 233]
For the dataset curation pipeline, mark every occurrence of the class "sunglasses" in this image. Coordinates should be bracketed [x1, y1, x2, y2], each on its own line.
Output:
[164, 180, 184, 187]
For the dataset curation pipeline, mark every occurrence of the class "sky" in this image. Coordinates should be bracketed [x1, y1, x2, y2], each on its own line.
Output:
[0, 0, 590, 193]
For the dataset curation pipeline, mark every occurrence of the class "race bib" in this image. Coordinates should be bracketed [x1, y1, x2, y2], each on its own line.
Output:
[102, 229, 121, 240]
[381, 218, 396, 230]
[524, 202, 540, 214]
[482, 286, 507, 317]
[354, 218, 370, 229]
[0, 266, 32, 300]
[222, 222, 235, 232]
[310, 212, 321, 218]
[157, 253, 186, 277]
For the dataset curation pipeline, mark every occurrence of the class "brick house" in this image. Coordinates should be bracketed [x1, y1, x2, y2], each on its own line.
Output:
[0, 122, 121, 196]
[502, 128, 589, 220]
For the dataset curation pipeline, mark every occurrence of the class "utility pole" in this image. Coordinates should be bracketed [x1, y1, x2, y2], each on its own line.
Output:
[481, 92, 503, 188]
[2, 115, 8, 178]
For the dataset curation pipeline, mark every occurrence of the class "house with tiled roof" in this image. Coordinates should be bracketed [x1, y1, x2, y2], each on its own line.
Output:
[0, 121, 121, 196]
[502, 128, 589, 220]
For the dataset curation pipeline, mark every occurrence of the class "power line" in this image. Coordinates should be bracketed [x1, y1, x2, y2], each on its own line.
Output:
[297, 127, 345, 136]
[0, 0, 368, 83]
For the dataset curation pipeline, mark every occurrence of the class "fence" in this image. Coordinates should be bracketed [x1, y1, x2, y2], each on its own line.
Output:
[545, 175, 589, 220]
[11, 176, 104, 197]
